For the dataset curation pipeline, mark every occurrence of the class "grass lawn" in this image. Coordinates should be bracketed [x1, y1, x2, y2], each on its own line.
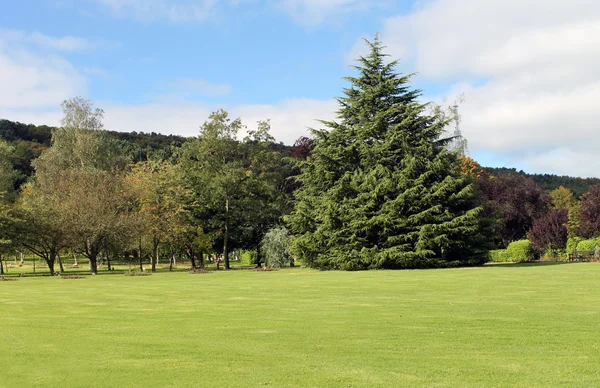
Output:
[1, 263, 600, 387]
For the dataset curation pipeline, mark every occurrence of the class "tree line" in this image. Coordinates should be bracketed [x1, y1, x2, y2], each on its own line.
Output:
[1, 37, 598, 274]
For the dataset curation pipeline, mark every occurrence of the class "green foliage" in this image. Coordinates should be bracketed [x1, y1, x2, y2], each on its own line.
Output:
[239, 250, 256, 266]
[505, 240, 534, 263]
[566, 237, 581, 256]
[0, 139, 18, 202]
[542, 248, 566, 262]
[260, 226, 291, 268]
[575, 237, 600, 251]
[489, 241, 537, 263]
[550, 186, 575, 211]
[489, 249, 511, 263]
[287, 36, 490, 270]
[0, 118, 187, 191]
[484, 167, 600, 198]
[179, 110, 290, 268]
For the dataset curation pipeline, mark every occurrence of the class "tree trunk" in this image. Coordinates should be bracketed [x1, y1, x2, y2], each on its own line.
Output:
[138, 237, 143, 271]
[189, 248, 197, 269]
[152, 237, 158, 272]
[89, 253, 98, 275]
[45, 258, 56, 275]
[199, 252, 204, 268]
[169, 254, 174, 271]
[0, 255, 4, 275]
[20, 252, 24, 266]
[57, 254, 65, 273]
[224, 198, 230, 270]
[255, 244, 262, 268]
[72, 251, 78, 266]
[105, 251, 111, 271]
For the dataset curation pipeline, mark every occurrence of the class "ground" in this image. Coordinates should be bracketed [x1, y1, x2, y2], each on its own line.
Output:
[1, 263, 599, 387]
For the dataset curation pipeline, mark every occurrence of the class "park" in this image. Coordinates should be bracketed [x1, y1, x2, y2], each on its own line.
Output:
[1, 25, 600, 387]
[2, 261, 600, 387]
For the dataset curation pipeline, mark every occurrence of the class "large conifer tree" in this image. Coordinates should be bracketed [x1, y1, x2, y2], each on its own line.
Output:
[287, 37, 490, 270]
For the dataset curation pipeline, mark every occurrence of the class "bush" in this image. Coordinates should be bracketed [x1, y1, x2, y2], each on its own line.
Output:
[575, 237, 600, 251]
[527, 209, 568, 253]
[541, 248, 566, 262]
[261, 226, 291, 268]
[506, 240, 535, 263]
[239, 250, 257, 266]
[489, 249, 511, 263]
[488, 241, 535, 263]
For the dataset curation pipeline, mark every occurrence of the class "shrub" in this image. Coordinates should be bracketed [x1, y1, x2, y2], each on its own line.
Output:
[240, 250, 257, 266]
[527, 209, 568, 254]
[261, 226, 291, 268]
[489, 249, 511, 263]
[506, 240, 534, 262]
[575, 237, 600, 251]
[541, 248, 566, 262]
[566, 237, 582, 255]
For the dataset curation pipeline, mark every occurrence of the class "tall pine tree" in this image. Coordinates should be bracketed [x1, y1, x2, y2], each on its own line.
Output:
[287, 36, 490, 270]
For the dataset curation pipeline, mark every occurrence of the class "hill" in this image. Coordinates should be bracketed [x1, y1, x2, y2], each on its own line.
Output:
[484, 167, 599, 198]
[2, 118, 598, 197]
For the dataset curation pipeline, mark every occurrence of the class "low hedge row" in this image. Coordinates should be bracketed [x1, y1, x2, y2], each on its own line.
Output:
[489, 240, 534, 263]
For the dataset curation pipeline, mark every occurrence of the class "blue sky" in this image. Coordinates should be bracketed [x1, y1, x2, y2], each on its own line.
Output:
[1, 1, 418, 104]
[1, 0, 599, 177]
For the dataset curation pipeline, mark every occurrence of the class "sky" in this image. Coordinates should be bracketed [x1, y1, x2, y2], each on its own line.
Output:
[1, 0, 599, 177]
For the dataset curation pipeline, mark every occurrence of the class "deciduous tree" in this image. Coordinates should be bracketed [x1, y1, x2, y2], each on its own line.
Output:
[579, 183, 600, 239]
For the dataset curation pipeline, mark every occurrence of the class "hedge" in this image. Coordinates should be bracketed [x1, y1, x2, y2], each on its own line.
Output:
[575, 237, 600, 252]
[489, 240, 534, 263]
[506, 240, 534, 263]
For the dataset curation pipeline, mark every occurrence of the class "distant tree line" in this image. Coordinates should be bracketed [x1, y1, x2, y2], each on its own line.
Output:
[484, 167, 599, 198]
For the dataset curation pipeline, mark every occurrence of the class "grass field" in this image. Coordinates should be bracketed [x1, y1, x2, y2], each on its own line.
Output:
[1, 263, 600, 387]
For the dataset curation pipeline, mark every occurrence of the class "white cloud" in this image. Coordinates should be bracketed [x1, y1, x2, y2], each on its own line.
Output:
[374, 0, 600, 177]
[100, 98, 337, 145]
[158, 78, 232, 98]
[0, 31, 87, 114]
[0, 28, 91, 52]
[0, 27, 336, 145]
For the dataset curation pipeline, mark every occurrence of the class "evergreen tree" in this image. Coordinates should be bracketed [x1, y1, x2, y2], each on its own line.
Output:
[287, 36, 490, 270]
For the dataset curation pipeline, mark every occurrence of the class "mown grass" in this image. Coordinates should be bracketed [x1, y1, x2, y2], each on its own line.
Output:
[1, 263, 600, 387]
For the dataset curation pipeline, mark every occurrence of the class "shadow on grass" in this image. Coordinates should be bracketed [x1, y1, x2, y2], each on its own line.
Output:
[483, 261, 577, 269]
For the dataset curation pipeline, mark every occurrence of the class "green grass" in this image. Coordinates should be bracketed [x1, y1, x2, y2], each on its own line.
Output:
[1, 263, 600, 387]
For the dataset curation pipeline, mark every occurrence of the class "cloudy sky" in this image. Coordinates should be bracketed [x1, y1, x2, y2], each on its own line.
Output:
[1, 0, 599, 177]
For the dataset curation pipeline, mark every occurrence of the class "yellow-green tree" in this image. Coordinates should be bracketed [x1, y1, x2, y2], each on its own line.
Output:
[125, 160, 190, 272]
